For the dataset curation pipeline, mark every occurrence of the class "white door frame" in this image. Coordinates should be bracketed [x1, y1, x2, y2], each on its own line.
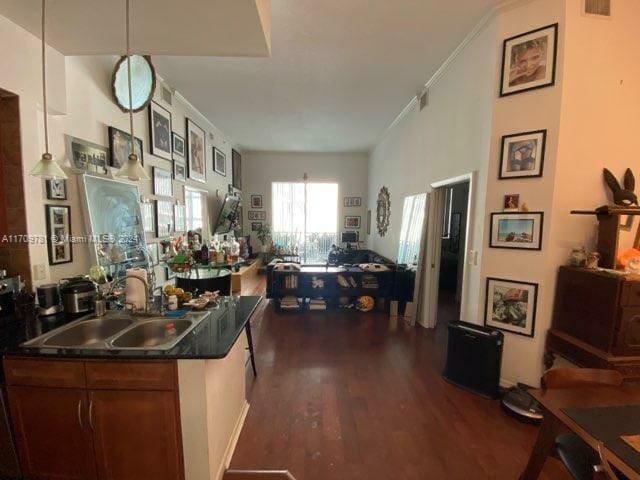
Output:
[418, 172, 476, 329]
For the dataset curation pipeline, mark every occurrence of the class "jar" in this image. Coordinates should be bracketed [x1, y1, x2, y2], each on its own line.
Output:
[167, 295, 178, 311]
[569, 247, 587, 267]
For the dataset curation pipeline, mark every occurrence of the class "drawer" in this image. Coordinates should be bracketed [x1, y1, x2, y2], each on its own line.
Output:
[621, 282, 640, 307]
[85, 361, 176, 391]
[4, 358, 86, 388]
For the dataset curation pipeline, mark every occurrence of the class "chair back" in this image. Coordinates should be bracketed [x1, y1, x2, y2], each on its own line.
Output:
[542, 368, 623, 389]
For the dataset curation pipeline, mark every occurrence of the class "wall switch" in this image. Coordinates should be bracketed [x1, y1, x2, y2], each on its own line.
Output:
[33, 263, 46, 281]
[467, 250, 478, 266]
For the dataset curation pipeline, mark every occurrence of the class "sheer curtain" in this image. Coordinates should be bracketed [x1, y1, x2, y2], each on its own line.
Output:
[397, 193, 427, 264]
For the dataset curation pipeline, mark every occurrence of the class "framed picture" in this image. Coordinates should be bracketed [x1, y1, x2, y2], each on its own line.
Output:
[174, 204, 186, 233]
[490, 212, 544, 250]
[45, 205, 73, 265]
[172, 132, 185, 159]
[148, 101, 172, 160]
[156, 200, 174, 238]
[251, 222, 262, 232]
[213, 147, 226, 176]
[343, 197, 362, 207]
[173, 160, 186, 182]
[46, 179, 67, 200]
[503, 194, 520, 212]
[344, 215, 361, 229]
[232, 149, 242, 190]
[141, 202, 156, 234]
[153, 167, 173, 197]
[186, 118, 206, 183]
[499, 130, 546, 179]
[108, 126, 143, 168]
[500, 23, 558, 97]
[484, 277, 538, 337]
[66, 136, 109, 175]
[248, 211, 266, 221]
[250, 195, 263, 209]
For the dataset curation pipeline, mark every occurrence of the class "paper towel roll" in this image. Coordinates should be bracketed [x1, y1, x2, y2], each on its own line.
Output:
[126, 268, 148, 311]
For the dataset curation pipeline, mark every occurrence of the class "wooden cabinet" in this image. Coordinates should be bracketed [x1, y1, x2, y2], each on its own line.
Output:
[4, 359, 183, 480]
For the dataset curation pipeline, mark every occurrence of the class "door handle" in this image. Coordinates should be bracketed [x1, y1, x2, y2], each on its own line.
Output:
[77, 399, 84, 429]
[88, 399, 94, 431]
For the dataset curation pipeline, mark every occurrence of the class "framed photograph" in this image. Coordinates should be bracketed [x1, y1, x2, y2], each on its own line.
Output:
[503, 194, 520, 211]
[46, 179, 67, 200]
[45, 205, 73, 265]
[248, 211, 266, 221]
[484, 277, 538, 337]
[173, 160, 186, 182]
[141, 202, 156, 234]
[499, 130, 546, 179]
[172, 132, 185, 159]
[156, 200, 174, 238]
[66, 136, 109, 175]
[213, 147, 226, 176]
[153, 167, 173, 197]
[490, 212, 544, 250]
[343, 197, 362, 207]
[108, 126, 143, 168]
[500, 23, 558, 97]
[232, 149, 242, 190]
[186, 118, 206, 183]
[344, 215, 361, 229]
[251, 222, 262, 232]
[174, 204, 186, 233]
[148, 101, 172, 160]
[250, 195, 263, 209]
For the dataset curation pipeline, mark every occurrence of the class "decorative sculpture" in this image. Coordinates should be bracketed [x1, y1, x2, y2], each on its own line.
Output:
[603, 168, 638, 207]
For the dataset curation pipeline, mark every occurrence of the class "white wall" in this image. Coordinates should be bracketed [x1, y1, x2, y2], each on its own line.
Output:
[242, 151, 368, 248]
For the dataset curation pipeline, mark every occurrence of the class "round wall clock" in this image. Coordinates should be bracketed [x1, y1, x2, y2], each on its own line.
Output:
[111, 55, 157, 113]
[376, 186, 391, 237]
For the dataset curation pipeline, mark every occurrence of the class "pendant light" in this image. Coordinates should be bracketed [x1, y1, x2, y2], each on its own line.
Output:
[115, 0, 149, 181]
[30, 0, 67, 180]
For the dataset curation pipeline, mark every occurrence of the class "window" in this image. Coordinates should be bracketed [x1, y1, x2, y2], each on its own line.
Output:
[271, 182, 338, 263]
[397, 193, 427, 265]
[184, 187, 205, 231]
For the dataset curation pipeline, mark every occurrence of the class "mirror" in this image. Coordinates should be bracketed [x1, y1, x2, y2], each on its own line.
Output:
[111, 55, 156, 113]
[376, 186, 391, 236]
[397, 193, 428, 265]
[213, 194, 241, 235]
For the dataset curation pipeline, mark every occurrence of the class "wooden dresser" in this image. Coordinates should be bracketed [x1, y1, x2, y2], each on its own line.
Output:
[546, 266, 640, 381]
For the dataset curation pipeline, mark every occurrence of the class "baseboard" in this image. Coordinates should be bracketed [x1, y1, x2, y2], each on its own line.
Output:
[220, 400, 250, 476]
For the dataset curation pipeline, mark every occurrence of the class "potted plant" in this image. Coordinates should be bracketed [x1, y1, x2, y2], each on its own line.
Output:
[256, 223, 272, 253]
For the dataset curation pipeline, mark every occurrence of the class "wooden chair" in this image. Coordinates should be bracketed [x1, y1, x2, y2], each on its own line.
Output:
[542, 368, 623, 480]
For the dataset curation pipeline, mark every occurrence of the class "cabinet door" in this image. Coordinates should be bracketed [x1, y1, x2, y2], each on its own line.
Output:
[90, 389, 183, 480]
[8, 386, 96, 480]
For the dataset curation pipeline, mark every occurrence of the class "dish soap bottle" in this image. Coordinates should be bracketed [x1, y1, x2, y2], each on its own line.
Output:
[164, 322, 177, 339]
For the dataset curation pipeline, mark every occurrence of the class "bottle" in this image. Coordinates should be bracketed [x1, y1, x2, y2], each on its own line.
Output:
[230, 236, 240, 260]
[221, 235, 230, 263]
[200, 243, 209, 265]
[164, 322, 177, 338]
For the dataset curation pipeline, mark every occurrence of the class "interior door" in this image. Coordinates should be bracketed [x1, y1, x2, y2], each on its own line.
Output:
[8, 386, 96, 480]
[89, 389, 183, 480]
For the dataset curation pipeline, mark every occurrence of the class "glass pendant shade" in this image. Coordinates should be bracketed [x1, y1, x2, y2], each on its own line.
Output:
[30, 152, 67, 180]
[115, 153, 149, 181]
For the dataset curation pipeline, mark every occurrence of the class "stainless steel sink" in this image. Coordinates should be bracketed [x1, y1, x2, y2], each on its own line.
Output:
[42, 317, 134, 348]
[110, 318, 197, 350]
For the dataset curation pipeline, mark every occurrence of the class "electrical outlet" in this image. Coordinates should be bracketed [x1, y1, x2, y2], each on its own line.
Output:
[33, 263, 46, 281]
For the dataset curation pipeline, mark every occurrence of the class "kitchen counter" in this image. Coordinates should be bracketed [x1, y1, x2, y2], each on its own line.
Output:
[0, 295, 262, 361]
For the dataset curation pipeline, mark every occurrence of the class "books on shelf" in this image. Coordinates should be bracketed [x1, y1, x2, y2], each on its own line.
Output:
[280, 295, 300, 310]
[362, 274, 379, 289]
[337, 275, 358, 288]
[309, 298, 327, 311]
[283, 275, 298, 289]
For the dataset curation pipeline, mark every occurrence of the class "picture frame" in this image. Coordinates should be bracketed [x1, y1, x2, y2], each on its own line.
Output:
[46, 179, 67, 200]
[232, 149, 242, 190]
[173, 160, 186, 182]
[248, 211, 266, 221]
[174, 204, 186, 233]
[66, 135, 109, 175]
[153, 167, 173, 197]
[213, 147, 226, 176]
[250, 195, 263, 209]
[108, 126, 143, 168]
[503, 194, 520, 212]
[489, 211, 544, 250]
[500, 23, 558, 97]
[186, 118, 206, 183]
[141, 201, 156, 234]
[156, 200, 174, 238]
[148, 101, 172, 161]
[45, 205, 73, 265]
[172, 132, 185, 160]
[484, 277, 538, 337]
[343, 197, 362, 207]
[344, 215, 361, 229]
[499, 130, 546, 179]
[251, 222, 262, 232]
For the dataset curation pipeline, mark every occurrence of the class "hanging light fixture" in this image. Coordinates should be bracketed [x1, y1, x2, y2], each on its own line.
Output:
[30, 0, 67, 180]
[115, 0, 149, 181]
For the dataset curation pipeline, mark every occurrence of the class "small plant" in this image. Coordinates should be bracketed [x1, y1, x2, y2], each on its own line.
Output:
[257, 223, 272, 246]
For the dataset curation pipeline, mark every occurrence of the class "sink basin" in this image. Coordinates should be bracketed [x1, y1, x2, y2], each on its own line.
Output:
[41, 317, 134, 348]
[110, 318, 198, 350]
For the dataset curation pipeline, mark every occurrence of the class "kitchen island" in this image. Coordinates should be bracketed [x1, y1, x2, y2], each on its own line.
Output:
[1, 295, 261, 480]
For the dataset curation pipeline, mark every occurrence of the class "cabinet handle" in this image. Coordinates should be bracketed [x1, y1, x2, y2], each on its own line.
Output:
[77, 399, 84, 429]
[88, 400, 94, 431]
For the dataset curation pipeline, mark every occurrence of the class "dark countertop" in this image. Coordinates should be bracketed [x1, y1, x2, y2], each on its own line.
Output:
[0, 295, 262, 362]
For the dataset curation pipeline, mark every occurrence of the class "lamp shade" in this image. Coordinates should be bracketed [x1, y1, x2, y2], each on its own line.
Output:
[30, 152, 68, 180]
[115, 153, 149, 181]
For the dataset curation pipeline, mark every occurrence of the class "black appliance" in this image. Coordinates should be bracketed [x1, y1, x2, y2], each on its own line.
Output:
[36, 283, 63, 316]
[501, 383, 543, 423]
[443, 321, 504, 399]
[60, 277, 97, 315]
[0, 275, 20, 321]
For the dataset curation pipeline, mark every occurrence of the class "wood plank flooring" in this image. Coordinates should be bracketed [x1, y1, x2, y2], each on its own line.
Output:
[233, 276, 569, 480]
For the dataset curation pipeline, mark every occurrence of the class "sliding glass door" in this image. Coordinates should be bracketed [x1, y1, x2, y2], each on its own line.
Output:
[271, 182, 338, 263]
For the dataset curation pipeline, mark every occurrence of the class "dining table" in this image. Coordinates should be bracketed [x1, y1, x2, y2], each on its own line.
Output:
[520, 385, 640, 480]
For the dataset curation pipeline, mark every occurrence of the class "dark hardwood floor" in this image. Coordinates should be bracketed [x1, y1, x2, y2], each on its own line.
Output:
[233, 276, 569, 480]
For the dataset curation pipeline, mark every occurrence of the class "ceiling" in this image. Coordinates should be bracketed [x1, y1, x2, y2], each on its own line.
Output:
[0, 0, 271, 56]
[153, 0, 502, 153]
